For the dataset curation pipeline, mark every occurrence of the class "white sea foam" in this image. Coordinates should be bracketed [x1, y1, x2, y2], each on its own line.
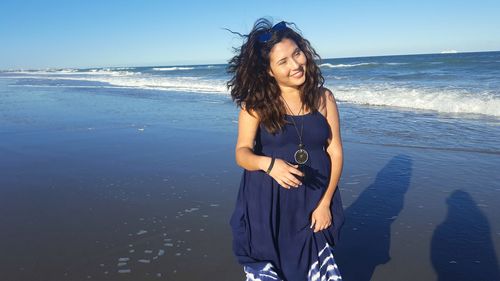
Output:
[320, 62, 409, 68]
[385, 62, 409, 65]
[86, 75, 226, 93]
[5, 70, 227, 93]
[329, 83, 500, 117]
[5, 68, 140, 77]
[86, 69, 139, 76]
[59, 68, 78, 73]
[320, 62, 378, 68]
[152, 65, 220, 71]
[5, 67, 499, 117]
[152, 67, 195, 71]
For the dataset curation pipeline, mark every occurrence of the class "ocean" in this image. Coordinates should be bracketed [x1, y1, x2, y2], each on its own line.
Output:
[1, 51, 499, 154]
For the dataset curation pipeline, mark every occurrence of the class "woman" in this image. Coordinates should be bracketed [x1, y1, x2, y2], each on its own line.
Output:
[227, 18, 345, 281]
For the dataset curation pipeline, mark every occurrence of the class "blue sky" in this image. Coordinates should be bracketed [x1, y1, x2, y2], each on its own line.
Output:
[0, 0, 499, 69]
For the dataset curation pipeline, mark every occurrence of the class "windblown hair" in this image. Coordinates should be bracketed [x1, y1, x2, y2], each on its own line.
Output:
[226, 18, 325, 134]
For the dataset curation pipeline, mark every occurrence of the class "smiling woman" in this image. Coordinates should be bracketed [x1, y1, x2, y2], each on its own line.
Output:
[267, 39, 307, 88]
[226, 18, 345, 281]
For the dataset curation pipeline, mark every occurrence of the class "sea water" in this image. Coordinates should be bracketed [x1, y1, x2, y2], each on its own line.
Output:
[1, 51, 499, 154]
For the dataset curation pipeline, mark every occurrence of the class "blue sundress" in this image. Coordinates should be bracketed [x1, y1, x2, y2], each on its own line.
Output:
[230, 110, 345, 281]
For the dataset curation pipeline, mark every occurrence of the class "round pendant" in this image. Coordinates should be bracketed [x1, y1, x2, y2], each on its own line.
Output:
[294, 149, 309, 164]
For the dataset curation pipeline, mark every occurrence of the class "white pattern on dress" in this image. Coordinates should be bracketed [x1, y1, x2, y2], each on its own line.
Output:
[307, 243, 343, 281]
[244, 262, 281, 281]
[243, 243, 342, 281]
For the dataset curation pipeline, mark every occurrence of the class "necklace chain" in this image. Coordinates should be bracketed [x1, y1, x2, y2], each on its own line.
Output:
[281, 97, 304, 147]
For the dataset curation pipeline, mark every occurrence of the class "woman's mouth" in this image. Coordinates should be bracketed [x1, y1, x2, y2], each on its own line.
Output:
[291, 70, 304, 78]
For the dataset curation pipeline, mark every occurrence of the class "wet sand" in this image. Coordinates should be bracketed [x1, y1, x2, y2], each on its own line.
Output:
[336, 142, 500, 280]
[1, 84, 499, 280]
[0, 124, 244, 280]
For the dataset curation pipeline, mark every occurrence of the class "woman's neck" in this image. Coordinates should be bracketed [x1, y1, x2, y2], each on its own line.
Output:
[279, 87, 307, 114]
[279, 86, 302, 102]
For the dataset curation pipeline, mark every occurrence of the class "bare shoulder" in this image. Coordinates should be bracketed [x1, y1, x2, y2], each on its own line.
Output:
[318, 87, 337, 117]
[322, 87, 336, 103]
[240, 102, 261, 121]
[236, 103, 261, 150]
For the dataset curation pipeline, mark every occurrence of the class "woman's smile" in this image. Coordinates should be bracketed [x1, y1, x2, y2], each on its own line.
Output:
[291, 69, 304, 78]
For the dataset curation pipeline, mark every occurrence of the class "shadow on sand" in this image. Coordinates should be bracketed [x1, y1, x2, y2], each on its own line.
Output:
[431, 190, 500, 281]
[336, 154, 413, 281]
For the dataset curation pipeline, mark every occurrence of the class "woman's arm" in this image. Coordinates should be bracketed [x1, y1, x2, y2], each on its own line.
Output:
[310, 88, 344, 232]
[319, 88, 344, 207]
[235, 105, 304, 189]
[235, 106, 271, 171]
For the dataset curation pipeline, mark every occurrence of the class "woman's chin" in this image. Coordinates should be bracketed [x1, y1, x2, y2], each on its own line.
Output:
[290, 77, 306, 86]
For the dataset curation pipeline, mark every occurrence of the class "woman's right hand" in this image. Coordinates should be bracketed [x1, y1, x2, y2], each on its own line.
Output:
[267, 158, 304, 189]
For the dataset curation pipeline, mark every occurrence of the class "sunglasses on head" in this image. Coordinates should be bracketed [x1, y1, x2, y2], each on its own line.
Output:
[258, 21, 288, 43]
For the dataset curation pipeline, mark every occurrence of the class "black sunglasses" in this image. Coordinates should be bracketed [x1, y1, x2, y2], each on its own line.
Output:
[258, 21, 288, 43]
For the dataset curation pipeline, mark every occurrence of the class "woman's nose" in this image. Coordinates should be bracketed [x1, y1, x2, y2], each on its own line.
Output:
[289, 58, 300, 69]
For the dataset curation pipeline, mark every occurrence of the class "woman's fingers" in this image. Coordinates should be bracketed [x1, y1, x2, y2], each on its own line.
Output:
[311, 219, 332, 232]
[314, 223, 326, 232]
[310, 217, 316, 229]
[285, 163, 303, 186]
[285, 162, 304, 177]
[280, 176, 298, 189]
[278, 177, 295, 189]
[314, 223, 322, 232]
[278, 180, 295, 189]
[278, 179, 291, 189]
[289, 166, 304, 178]
[271, 159, 304, 189]
[284, 174, 301, 187]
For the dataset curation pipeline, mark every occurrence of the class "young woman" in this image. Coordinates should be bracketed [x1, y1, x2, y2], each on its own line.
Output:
[227, 18, 345, 281]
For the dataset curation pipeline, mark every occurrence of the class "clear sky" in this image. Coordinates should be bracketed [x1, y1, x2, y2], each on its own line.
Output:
[1, 0, 499, 70]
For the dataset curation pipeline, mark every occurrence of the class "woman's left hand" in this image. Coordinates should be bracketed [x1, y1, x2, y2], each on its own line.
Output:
[310, 204, 332, 233]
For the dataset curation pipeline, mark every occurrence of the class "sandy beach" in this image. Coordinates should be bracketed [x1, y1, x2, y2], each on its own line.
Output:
[0, 115, 243, 280]
[1, 60, 499, 280]
[2, 124, 498, 280]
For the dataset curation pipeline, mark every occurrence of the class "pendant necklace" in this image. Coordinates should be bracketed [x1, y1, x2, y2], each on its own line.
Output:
[282, 97, 309, 165]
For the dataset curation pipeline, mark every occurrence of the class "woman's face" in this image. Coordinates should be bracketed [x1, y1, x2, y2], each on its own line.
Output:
[267, 38, 307, 89]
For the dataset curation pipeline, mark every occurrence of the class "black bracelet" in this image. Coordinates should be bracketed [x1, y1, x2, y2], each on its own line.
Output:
[266, 157, 275, 174]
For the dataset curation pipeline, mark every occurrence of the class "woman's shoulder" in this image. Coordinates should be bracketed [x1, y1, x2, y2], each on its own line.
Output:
[319, 86, 335, 100]
[317, 87, 335, 116]
[316, 87, 340, 119]
[240, 102, 261, 121]
[319, 87, 338, 107]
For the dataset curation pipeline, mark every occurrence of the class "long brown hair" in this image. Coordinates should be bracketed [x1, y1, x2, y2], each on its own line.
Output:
[226, 18, 325, 134]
